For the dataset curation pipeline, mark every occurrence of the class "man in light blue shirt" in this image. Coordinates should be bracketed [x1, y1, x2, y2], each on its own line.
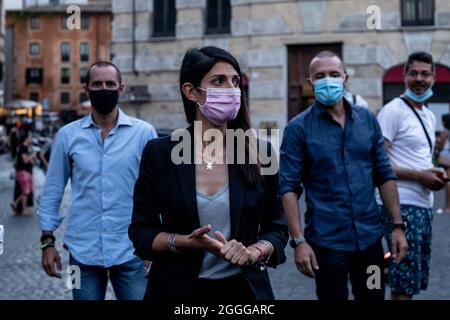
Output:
[38, 61, 158, 300]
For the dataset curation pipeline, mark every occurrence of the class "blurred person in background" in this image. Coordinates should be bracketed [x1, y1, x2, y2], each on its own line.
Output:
[10, 131, 36, 216]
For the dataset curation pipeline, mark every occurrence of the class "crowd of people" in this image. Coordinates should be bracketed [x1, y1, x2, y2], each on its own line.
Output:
[5, 117, 58, 215]
[1, 46, 444, 301]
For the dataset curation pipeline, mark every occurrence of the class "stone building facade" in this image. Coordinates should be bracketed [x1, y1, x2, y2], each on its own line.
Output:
[112, 0, 450, 132]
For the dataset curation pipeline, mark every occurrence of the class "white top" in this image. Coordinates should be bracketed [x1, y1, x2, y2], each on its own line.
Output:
[376, 97, 436, 209]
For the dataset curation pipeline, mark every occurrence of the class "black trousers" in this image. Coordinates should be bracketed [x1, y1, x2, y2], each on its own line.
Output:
[310, 238, 385, 301]
[192, 273, 255, 302]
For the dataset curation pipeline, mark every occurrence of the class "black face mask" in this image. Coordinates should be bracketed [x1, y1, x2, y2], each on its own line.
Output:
[88, 89, 119, 115]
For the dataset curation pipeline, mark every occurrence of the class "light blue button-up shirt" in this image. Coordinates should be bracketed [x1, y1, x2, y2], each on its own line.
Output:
[37, 109, 157, 267]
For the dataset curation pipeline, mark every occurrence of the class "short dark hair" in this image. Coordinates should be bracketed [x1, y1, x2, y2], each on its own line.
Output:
[85, 61, 122, 87]
[404, 51, 435, 74]
[309, 50, 344, 76]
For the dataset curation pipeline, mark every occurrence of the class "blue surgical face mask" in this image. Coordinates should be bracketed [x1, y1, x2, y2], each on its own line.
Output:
[313, 77, 345, 106]
[405, 87, 433, 103]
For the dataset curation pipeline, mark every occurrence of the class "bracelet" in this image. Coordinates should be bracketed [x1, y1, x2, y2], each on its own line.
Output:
[40, 241, 55, 251]
[168, 233, 180, 253]
[258, 240, 274, 263]
[249, 245, 264, 262]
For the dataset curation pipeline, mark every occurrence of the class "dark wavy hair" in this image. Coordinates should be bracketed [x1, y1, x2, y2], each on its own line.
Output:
[179, 46, 260, 186]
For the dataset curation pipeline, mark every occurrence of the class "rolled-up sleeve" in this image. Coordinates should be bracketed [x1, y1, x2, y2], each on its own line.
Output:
[371, 114, 397, 186]
[279, 122, 305, 196]
[37, 130, 70, 231]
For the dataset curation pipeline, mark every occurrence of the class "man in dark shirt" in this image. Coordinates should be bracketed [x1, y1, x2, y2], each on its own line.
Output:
[280, 51, 408, 300]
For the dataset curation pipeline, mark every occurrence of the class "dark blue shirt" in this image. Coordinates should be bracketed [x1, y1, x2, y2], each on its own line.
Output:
[280, 100, 396, 251]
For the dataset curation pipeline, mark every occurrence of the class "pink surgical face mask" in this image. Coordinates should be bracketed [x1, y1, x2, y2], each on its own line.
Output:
[196, 87, 241, 126]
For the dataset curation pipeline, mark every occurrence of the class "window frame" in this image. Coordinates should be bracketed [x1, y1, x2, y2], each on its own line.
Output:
[401, 0, 435, 27]
[26, 68, 43, 85]
[79, 67, 88, 84]
[81, 15, 90, 30]
[61, 42, 71, 62]
[205, 0, 231, 35]
[29, 42, 41, 56]
[61, 67, 71, 85]
[29, 16, 40, 30]
[60, 92, 70, 104]
[61, 16, 69, 30]
[153, 0, 176, 38]
[80, 42, 90, 62]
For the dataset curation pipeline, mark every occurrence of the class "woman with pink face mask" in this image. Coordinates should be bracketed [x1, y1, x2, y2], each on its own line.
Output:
[129, 46, 288, 301]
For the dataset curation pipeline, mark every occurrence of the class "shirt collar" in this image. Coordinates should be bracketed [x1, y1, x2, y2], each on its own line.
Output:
[312, 98, 354, 120]
[81, 108, 132, 129]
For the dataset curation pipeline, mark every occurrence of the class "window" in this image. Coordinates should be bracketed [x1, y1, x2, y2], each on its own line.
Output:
[110, 45, 116, 61]
[61, 42, 71, 62]
[153, 0, 176, 37]
[61, 68, 70, 84]
[60, 92, 70, 104]
[80, 43, 89, 62]
[61, 16, 68, 30]
[30, 16, 40, 30]
[80, 67, 88, 84]
[206, 0, 231, 34]
[79, 92, 88, 104]
[81, 16, 90, 30]
[29, 42, 40, 56]
[29, 92, 39, 102]
[26, 68, 43, 85]
[401, 0, 434, 26]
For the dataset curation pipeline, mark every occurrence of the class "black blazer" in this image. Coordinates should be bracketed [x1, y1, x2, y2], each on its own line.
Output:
[129, 126, 288, 300]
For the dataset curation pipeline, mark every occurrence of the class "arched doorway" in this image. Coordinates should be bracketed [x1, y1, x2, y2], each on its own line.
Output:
[383, 63, 450, 130]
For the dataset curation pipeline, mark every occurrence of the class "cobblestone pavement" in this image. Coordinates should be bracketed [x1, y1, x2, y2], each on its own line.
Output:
[0, 154, 114, 300]
[269, 189, 450, 300]
[1, 153, 449, 300]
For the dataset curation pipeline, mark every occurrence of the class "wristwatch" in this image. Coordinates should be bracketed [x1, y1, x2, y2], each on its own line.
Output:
[289, 236, 306, 248]
[392, 222, 406, 231]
